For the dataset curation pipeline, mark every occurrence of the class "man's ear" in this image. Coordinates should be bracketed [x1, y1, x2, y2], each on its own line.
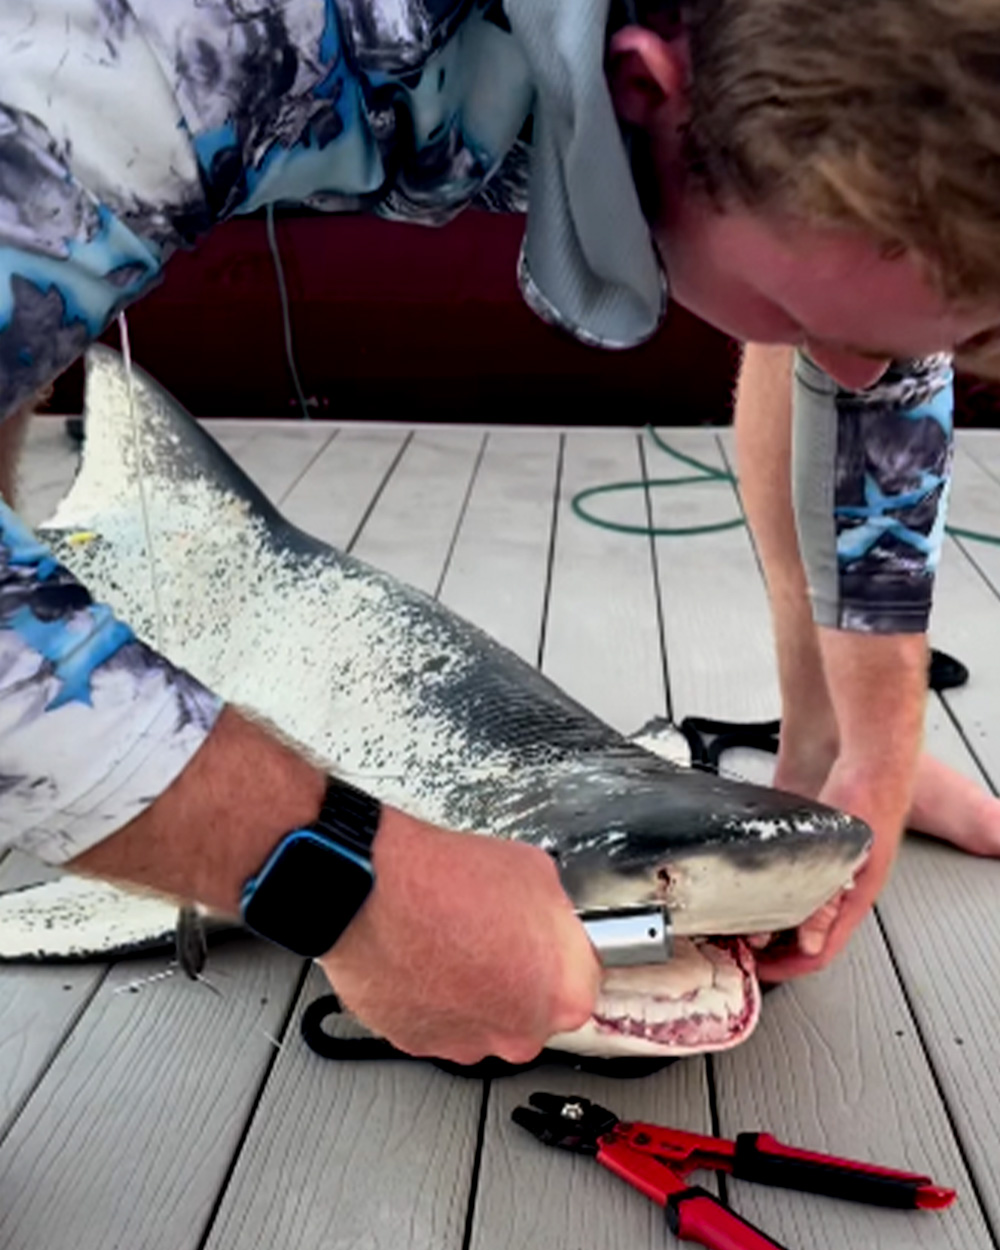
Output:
[606, 26, 690, 132]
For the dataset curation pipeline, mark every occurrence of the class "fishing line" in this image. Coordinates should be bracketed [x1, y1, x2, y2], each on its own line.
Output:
[119, 311, 167, 653]
[265, 202, 312, 421]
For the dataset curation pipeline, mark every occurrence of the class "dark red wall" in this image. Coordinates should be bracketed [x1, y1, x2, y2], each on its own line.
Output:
[54, 212, 740, 424]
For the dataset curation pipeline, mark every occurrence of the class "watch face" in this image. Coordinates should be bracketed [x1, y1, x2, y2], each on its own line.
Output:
[241, 831, 374, 958]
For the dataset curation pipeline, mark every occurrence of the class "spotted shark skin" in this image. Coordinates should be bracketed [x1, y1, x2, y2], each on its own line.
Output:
[1, 346, 872, 1056]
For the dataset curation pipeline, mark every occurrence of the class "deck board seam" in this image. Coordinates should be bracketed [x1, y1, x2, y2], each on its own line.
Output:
[872, 907, 1000, 1248]
[935, 685, 999, 795]
[432, 431, 490, 601]
[951, 532, 1000, 604]
[704, 1056, 729, 1206]
[275, 427, 340, 507]
[345, 430, 415, 553]
[638, 432, 674, 724]
[460, 1081, 492, 1250]
[957, 434, 1000, 487]
[534, 432, 565, 672]
[653, 428, 733, 1208]
[0, 964, 110, 1146]
[194, 959, 312, 1250]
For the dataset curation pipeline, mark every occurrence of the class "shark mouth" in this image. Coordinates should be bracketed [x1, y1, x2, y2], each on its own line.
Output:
[549, 937, 760, 1058]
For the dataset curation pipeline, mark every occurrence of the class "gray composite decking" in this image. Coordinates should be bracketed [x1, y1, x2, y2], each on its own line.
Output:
[2, 417, 1000, 1250]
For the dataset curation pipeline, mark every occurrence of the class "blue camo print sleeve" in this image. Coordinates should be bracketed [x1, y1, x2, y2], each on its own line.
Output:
[794, 352, 955, 635]
[0, 500, 222, 863]
[833, 357, 954, 632]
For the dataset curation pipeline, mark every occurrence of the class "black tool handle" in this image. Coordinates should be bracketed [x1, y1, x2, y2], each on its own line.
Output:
[666, 1186, 790, 1250]
[733, 1134, 937, 1209]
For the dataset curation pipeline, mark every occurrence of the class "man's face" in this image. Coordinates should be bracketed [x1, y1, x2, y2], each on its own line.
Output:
[605, 26, 999, 388]
[652, 198, 1000, 389]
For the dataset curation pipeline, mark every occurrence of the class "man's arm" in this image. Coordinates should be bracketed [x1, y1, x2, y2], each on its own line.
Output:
[736, 344, 946, 978]
[73, 706, 600, 1065]
[72, 706, 326, 914]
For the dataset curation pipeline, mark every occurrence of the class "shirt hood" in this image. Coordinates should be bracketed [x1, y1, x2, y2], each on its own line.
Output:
[506, 0, 668, 347]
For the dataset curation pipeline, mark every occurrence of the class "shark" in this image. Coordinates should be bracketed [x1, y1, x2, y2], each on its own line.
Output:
[0, 345, 871, 1059]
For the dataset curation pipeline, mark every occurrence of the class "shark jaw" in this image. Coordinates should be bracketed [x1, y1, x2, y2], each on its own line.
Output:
[548, 936, 761, 1058]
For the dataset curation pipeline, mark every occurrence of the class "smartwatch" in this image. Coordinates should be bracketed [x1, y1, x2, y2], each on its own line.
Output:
[240, 777, 382, 958]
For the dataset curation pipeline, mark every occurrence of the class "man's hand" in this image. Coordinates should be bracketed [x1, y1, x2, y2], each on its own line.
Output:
[319, 808, 601, 1065]
[758, 764, 906, 981]
[758, 628, 927, 981]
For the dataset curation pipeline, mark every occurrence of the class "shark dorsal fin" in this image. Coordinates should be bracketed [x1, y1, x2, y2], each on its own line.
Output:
[43, 344, 283, 533]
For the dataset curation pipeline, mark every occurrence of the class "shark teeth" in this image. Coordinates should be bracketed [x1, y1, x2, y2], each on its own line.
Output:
[547, 937, 760, 1058]
[594, 938, 758, 1050]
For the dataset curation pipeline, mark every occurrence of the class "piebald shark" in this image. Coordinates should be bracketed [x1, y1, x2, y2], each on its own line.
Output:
[0, 346, 871, 1058]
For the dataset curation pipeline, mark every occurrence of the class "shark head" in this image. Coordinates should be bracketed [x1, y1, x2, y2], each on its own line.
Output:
[483, 745, 869, 1056]
[26, 345, 873, 1062]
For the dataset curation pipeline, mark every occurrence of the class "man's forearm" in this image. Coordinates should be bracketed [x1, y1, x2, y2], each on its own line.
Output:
[816, 627, 927, 828]
[72, 706, 326, 915]
[73, 702, 601, 1065]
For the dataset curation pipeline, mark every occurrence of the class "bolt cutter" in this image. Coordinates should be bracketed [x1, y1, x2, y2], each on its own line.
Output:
[512, 1092, 955, 1250]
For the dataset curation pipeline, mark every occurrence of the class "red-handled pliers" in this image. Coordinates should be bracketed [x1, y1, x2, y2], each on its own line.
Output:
[512, 1092, 956, 1250]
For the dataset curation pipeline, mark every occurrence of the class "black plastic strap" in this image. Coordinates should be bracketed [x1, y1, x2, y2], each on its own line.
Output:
[677, 646, 967, 776]
[300, 994, 674, 1079]
[679, 716, 780, 773]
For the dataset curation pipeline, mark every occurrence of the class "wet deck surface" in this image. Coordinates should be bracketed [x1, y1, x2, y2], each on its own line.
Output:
[3, 418, 1000, 1250]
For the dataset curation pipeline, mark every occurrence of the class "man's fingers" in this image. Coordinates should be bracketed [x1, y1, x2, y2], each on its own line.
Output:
[756, 893, 847, 981]
[797, 894, 844, 957]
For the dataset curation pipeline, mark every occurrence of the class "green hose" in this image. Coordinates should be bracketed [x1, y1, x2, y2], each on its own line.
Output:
[570, 426, 1000, 545]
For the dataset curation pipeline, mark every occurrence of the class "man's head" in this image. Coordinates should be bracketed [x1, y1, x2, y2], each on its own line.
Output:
[606, 0, 1000, 385]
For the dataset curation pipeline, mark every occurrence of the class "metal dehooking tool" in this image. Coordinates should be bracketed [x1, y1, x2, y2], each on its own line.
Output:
[512, 1092, 956, 1250]
[578, 904, 672, 966]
